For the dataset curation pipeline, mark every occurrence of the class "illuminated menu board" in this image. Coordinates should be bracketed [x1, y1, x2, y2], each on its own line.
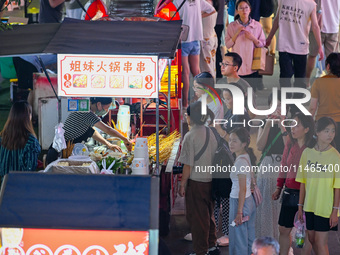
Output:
[58, 55, 159, 98]
[0, 228, 149, 255]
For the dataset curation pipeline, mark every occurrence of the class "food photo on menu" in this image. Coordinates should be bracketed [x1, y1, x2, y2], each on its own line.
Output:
[73, 74, 87, 88]
[91, 75, 106, 88]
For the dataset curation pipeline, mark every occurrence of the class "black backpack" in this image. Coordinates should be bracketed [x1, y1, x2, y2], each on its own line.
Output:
[210, 127, 234, 200]
[194, 127, 234, 200]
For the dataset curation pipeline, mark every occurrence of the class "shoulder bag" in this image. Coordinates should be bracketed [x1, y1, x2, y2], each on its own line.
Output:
[242, 156, 263, 207]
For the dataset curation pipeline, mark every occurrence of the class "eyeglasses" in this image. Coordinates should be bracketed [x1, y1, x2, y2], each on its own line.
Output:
[238, 6, 250, 11]
[219, 62, 235, 67]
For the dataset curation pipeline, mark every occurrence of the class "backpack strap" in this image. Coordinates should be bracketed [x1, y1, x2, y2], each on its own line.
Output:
[209, 126, 222, 145]
[194, 127, 210, 162]
[257, 130, 282, 166]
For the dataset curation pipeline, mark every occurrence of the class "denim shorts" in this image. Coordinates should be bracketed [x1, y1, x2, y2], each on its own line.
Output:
[181, 41, 200, 57]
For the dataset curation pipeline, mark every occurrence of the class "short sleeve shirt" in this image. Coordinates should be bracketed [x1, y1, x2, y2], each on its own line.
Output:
[39, 0, 64, 23]
[230, 154, 252, 198]
[276, 0, 316, 54]
[178, 125, 218, 182]
[173, 0, 215, 42]
[63, 112, 100, 141]
[310, 74, 340, 122]
[296, 147, 340, 218]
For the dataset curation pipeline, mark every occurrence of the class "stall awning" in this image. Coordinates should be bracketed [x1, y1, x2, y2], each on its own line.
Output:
[0, 19, 182, 58]
[0, 172, 159, 230]
[0, 23, 60, 57]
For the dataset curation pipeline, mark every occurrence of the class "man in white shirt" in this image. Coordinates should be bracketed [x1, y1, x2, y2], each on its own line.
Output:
[266, 0, 324, 114]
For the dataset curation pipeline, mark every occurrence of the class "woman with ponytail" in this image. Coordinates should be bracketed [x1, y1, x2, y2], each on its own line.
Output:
[178, 101, 220, 255]
[309, 52, 340, 152]
[228, 127, 256, 255]
[296, 116, 340, 255]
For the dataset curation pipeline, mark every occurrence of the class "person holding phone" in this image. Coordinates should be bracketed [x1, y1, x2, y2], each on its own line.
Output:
[228, 127, 256, 255]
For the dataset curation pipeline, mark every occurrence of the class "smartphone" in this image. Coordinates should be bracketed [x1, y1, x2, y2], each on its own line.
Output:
[230, 216, 250, 227]
[242, 215, 249, 222]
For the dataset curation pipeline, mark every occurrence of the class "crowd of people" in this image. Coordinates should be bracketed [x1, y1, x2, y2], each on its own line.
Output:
[179, 53, 340, 254]
[177, 0, 340, 255]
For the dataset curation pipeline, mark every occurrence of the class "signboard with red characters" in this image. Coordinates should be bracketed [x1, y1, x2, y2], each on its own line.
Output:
[0, 228, 149, 255]
[58, 55, 159, 98]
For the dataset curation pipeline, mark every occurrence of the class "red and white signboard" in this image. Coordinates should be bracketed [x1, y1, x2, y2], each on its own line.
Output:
[0, 228, 149, 255]
[58, 55, 158, 98]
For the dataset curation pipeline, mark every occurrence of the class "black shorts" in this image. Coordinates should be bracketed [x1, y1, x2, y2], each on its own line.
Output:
[305, 212, 338, 232]
[278, 204, 298, 228]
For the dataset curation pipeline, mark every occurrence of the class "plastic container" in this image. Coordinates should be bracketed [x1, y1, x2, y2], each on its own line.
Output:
[132, 158, 146, 169]
[117, 105, 130, 133]
[72, 143, 89, 156]
[295, 225, 305, 248]
[68, 155, 91, 161]
[27, 7, 39, 24]
[131, 158, 148, 175]
[134, 139, 149, 170]
[135, 137, 148, 148]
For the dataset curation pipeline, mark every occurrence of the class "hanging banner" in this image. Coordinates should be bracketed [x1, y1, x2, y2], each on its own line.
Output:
[58, 54, 158, 98]
[0, 228, 149, 255]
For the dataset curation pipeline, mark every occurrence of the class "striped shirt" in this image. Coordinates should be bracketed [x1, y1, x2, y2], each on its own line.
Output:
[63, 112, 100, 141]
[0, 134, 41, 182]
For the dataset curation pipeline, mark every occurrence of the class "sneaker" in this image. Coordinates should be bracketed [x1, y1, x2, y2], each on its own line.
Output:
[208, 246, 221, 255]
[216, 235, 229, 246]
[184, 233, 192, 241]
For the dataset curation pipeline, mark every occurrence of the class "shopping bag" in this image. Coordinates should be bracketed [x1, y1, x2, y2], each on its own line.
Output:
[252, 47, 267, 71]
[315, 60, 326, 78]
[258, 50, 275, 76]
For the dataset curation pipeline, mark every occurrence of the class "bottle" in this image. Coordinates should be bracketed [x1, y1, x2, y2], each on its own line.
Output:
[295, 225, 305, 248]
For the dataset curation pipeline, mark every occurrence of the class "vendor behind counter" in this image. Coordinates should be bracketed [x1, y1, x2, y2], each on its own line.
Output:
[46, 97, 132, 165]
